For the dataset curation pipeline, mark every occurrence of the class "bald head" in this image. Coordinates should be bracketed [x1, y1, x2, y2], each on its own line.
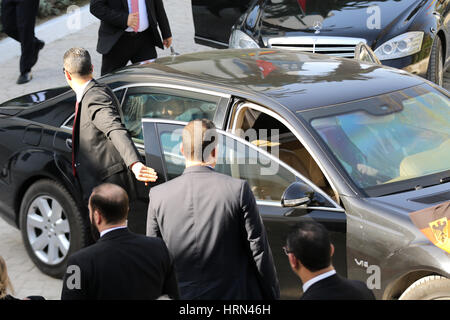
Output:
[89, 183, 129, 225]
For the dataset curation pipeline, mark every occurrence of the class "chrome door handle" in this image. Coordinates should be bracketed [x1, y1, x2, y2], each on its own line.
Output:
[66, 138, 72, 150]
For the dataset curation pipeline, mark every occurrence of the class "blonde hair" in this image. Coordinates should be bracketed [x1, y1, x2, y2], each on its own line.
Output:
[0, 256, 14, 299]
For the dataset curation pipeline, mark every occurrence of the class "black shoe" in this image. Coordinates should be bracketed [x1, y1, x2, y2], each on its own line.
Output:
[37, 39, 45, 51]
[17, 72, 32, 85]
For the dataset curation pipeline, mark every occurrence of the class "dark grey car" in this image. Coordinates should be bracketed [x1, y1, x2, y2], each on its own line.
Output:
[0, 49, 449, 299]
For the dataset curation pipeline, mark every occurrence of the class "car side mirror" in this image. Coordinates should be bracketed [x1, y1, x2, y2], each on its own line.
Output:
[281, 181, 314, 208]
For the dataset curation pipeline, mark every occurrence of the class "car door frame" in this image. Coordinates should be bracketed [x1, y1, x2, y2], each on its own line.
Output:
[142, 118, 348, 299]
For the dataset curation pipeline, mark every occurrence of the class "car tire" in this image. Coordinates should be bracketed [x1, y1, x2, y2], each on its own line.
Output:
[19, 179, 89, 278]
[399, 275, 450, 300]
[426, 36, 444, 86]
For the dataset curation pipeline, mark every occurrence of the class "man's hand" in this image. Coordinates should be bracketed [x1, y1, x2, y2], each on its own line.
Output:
[127, 12, 139, 31]
[163, 37, 172, 48]
[131, 162, 158, 185]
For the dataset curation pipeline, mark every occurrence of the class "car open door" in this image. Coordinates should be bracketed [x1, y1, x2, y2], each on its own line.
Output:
[192, 0, 252, 48]
[142, 118, 347, 299]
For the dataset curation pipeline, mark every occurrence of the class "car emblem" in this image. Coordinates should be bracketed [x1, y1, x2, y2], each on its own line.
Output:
[429, 217, 449, 246]
[313, 21, 323, 34]
[409, 201, 450, 254]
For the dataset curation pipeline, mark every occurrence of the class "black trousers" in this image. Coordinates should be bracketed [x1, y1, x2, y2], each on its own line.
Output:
[1, 0, 41, 74]
[101, 29, 157, 76]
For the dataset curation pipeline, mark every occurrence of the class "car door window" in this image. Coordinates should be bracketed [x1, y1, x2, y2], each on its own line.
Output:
[156, 122, 300, 203]
[121, 87, 220, 144]
[231, 104, 337, 200]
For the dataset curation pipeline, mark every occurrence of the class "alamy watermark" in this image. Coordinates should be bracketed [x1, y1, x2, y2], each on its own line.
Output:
[168, 127, 280, 176]
[66, 5, 82, 31]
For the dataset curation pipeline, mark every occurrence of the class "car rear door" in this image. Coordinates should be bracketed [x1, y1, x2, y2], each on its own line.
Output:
[142, 119, 347, 299]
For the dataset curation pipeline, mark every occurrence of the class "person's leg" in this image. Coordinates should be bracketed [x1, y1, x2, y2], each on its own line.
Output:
[16, 0, 40, 75]
[101, 34, 136, 76]
[130, 29, 157, 64]
[1, 0, 19, 41]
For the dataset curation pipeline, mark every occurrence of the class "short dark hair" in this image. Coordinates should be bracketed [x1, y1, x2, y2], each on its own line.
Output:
[286, 221, 332, 272]
[89, 183, 129, 224]
[182, 119, 218, 162]
[63, 47, 92, 76]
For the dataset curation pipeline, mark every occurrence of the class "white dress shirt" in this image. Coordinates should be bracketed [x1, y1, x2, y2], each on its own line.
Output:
[302, 269, 337, 293]
[100, 225, 127, 238]
[74, 80, 92, 103]
[125, 0, 149, 33]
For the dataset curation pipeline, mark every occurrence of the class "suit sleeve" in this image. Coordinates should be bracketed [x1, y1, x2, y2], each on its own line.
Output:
[240, 181, 280, 300]
[146, 188, 162, 238]
[154, 0, 172, 40]
[61, 255, 88, 300]
[87, 88, 141, 168]
[90, 0, 129, 29]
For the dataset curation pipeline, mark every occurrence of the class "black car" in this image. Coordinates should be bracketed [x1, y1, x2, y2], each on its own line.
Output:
[0, 49, 449, 299]
[192, 0, 450, 85]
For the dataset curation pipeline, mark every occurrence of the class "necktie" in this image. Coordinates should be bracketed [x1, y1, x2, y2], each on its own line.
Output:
[72, 101, 79, 177]
[131, 0, 140, 33]
[298, 0, 306, 11]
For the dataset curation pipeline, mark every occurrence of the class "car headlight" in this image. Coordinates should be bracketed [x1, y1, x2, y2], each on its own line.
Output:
[374, 31, 424, 60]
[229, 30, 260, 49]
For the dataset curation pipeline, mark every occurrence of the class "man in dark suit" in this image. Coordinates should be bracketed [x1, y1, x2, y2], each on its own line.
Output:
[1, 0, 45, 84]
[61, 183, 179, 299]
[285, 221, 376, 300]
[90, 0, 172, 76]
[147, 119, 280, 300]
[63, 47, 157, 199]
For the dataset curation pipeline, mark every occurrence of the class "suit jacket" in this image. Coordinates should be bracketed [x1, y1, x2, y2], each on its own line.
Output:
[90, 0, 172, 54]
[74, 80, 141, 198]
[300, 274, 376, 300]
[61, 228, 180, 300]
[147, 166, 280, 300]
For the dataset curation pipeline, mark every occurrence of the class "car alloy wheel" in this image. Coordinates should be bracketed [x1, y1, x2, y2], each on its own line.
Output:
[26, 195, 71, 266]
[20, 179, 89, 278]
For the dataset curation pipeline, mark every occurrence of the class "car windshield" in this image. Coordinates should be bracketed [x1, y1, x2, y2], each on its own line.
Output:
[309, 84, 450, 194]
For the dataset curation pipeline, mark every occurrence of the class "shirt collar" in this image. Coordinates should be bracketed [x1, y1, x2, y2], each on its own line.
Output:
[302, 269, 336, 293]
[100, 225, 127, 238]
[75, 79, 92, 102]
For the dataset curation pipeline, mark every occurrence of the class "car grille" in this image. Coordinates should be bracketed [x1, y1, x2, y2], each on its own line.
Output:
[267, 36, 367, 58]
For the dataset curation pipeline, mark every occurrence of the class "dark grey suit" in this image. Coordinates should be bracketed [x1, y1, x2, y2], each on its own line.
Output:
[147, 166, 280, 300]
[61, 228, 180, 300]
[300, 274, 376, 300]
[75, 80, 141, 199]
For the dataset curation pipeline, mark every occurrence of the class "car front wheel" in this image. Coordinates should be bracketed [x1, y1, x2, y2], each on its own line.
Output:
[399, 275, 450, 300]
[20, 179, 89, 278]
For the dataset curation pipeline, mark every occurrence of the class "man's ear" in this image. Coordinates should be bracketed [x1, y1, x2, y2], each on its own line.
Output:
[288, 253, 300, 271]
[94, 209, 102, 226]
[180, 143, 184, 157]
[330, 244, 335, 258]
[65, 70, 72, 81]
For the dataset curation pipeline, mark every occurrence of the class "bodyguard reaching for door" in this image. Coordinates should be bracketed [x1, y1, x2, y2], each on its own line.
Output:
[62, 47, 158, 199]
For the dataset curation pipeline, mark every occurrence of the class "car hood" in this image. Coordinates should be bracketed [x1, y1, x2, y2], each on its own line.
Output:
[258, 0, 429, 47]
[364, 182, 450, 217]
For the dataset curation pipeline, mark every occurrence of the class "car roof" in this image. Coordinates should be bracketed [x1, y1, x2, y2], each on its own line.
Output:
[115, 49, 425, 112]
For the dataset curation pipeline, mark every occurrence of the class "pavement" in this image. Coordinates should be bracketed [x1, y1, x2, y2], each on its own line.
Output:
[0, 0, 449, 301]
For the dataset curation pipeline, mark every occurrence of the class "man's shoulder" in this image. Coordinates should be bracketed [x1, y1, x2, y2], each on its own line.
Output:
[66, 242, 102, 266]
